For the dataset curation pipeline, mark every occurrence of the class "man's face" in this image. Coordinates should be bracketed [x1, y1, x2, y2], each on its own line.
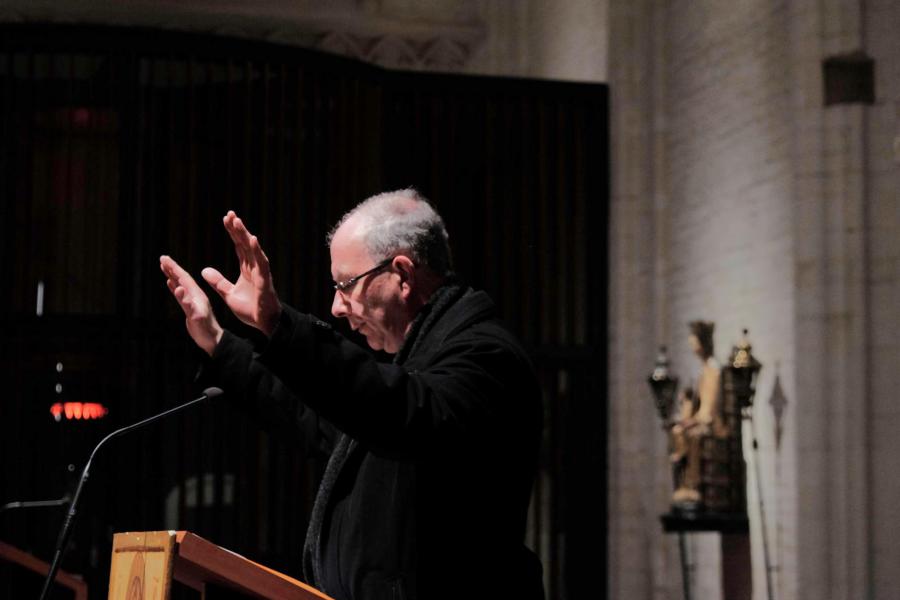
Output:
[329, 223, 407, 353]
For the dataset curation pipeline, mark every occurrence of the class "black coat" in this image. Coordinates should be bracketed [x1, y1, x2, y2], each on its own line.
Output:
[206, 288, 544, 600]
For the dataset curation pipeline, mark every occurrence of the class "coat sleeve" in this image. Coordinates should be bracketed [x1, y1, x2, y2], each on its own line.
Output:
[253, 304, 537, 458]
[204, 328, 338, 458]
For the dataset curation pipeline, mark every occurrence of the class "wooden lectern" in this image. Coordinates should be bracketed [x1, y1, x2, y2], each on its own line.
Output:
[0, 540, 88, 600]
[108, 531, 333, 599]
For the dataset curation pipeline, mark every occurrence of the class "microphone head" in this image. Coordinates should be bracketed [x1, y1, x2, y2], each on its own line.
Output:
[203, 387, 224, 400]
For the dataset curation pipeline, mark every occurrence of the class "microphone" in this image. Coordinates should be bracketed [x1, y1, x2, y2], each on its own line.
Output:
[38, 387, 223, 600]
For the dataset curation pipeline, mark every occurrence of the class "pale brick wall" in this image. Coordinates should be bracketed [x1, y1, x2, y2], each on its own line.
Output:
[463, 0, 609, 82]
[610, 1, 798, 598]
[609, 0, 900, 599]
[863, 0, 900, 597]
[663, 1, 796, 598]
[608, 1, 670, 596]
[353, 0, 899, 597]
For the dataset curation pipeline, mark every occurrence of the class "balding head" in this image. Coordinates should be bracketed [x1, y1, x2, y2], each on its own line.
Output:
[328, 189, 453, 354]
[328, 188, 453, 277]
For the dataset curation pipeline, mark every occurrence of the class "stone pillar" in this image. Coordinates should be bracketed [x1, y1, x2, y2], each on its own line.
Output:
[607, 1, 676, 599]
[789, 0, 875, 597]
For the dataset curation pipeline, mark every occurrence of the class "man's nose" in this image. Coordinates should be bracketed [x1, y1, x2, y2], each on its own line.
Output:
[331, 290, 348, 318]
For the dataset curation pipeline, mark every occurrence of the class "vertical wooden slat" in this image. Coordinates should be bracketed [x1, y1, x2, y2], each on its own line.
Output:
[126, 52, 143, 318]
[572, 105, 588, 346]
[225, 59, 235, 219]
[260, 61, 271, 222]
[533, 364, 548, 566]
[20, 48, 32, 314]
[273, 61, 288, 299]
[521, 95, 538, 345]
[0, 49, 13, 312]
[240, 59, 252, 218]
[31, 51, 48, 313]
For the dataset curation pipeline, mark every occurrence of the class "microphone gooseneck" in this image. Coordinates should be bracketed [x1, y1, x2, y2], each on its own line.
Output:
[38, 387, 223, 600]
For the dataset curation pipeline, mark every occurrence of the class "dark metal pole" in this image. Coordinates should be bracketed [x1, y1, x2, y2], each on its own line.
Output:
[748, 415, 775, 600]
[678, 531, 692, 600]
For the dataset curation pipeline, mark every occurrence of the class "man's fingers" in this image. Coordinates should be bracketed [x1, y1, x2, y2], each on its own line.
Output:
[161, 256, 204, 293]
[161, 256, 202, 290]
[168, 285, 196, 318]
[224, 211, 257, 265]
[160, 254, 189, 278]
[224, 213, 245, 254]
[201, 267, 235, 297]
[224, 211, 252, 248]
[173, 286, 199, 311]
[222, 212, 274, 282]
[160, 254, 222, 356]
[224, 211, 267, 260]
[231, 214, 251, 239]
[248, 235, 272, 276]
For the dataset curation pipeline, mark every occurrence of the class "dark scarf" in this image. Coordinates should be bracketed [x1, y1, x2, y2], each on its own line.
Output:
[302, 281, 465, 592]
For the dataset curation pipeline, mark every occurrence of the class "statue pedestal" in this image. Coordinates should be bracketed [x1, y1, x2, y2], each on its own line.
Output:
[661, 510, 751, 600]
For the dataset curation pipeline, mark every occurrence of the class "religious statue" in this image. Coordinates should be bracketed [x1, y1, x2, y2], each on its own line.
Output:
[649, 322, 751, 514]
[669, 320, 725, 506]
[650, 324, 756, 597]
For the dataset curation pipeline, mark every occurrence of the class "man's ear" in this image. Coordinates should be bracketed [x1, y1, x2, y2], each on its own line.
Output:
[392, 255, 416, 297]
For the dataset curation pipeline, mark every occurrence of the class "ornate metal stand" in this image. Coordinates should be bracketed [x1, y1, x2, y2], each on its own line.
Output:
[729, 331, 774, 600]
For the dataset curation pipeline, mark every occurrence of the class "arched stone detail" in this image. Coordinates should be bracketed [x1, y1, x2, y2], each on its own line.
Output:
[365, 35, 420, 69]
[318, 31, 368, 61]
[421, 37, 467, 70]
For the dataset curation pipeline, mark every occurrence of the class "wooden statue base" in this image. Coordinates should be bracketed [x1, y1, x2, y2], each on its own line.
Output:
[660, 508, 749, 534]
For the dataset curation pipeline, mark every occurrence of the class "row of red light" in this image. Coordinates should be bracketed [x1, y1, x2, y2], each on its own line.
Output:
[50, 402, 109, 422]
[50, 361, 109, 422]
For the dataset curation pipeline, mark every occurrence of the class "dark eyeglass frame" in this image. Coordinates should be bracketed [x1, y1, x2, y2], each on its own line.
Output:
[333, 257, 394, 293]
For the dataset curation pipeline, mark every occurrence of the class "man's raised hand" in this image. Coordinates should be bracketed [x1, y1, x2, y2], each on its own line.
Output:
[200, 211, 282, 337]
[160, 255, 224, 356]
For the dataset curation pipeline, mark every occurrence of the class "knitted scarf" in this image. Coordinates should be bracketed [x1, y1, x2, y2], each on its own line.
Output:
[302, 282, 465, 593]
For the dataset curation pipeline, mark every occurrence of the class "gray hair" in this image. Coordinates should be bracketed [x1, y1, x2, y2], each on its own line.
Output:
[327, 188, 453, 276]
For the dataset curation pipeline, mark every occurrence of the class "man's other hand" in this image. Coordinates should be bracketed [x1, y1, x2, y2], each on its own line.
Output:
[160, 255, 224, 356]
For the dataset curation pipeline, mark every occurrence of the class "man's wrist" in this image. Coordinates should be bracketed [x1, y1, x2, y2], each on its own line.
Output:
[202, 325, 225, 356]
[261, 300, 283, 338]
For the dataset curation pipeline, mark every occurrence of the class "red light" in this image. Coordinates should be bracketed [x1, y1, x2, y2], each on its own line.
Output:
[50, 402, 108, 421]
[84, 404, 106, 419]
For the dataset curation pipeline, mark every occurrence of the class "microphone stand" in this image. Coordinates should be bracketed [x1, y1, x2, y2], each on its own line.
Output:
[38, 387, 223, 600]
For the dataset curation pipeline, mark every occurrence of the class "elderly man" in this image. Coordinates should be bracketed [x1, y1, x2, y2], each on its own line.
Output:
[160, 189, 543, 600]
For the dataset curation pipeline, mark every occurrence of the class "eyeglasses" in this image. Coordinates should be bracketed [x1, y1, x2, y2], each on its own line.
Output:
[333, 257, 394, 293]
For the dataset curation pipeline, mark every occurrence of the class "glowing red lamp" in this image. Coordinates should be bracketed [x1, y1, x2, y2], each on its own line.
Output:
[50, 402, 109, 422]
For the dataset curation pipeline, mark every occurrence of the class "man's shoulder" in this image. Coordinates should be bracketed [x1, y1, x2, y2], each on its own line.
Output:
[431, 289, 530, 359]
[434, 288, 501, 340]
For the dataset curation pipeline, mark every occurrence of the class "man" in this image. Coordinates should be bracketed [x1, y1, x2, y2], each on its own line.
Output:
[160, 189, 544, 600]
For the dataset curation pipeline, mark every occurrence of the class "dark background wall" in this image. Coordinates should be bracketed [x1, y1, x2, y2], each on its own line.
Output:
[0, 25, 608, 600]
